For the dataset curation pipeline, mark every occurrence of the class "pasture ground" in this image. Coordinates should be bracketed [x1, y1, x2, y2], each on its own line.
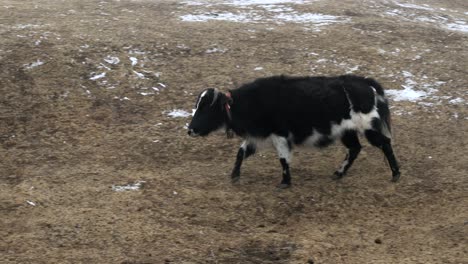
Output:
[1, 0, 467, 263]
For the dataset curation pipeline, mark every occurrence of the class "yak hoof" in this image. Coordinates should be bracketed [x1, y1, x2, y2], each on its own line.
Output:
[277, 183, 291, 189]
[391, 172, 400, 182]
[332, 171, 345, 180]
[231, 176, 240, 184]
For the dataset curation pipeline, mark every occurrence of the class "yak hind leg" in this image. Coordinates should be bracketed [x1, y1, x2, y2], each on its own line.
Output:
[364, 129, 401, 182]
[333, 131, 362, 180]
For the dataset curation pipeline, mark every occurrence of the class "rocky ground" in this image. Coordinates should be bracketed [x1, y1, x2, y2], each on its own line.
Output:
[1, 0, 467, 263]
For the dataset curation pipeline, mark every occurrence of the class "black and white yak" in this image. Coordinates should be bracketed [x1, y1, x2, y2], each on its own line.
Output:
[188, 75, 400, 188]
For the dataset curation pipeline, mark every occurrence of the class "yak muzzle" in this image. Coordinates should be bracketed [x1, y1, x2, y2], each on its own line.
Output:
[187, 129, 199, 137]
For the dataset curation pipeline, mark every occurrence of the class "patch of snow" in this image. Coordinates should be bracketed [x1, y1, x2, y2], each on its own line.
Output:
[346, 65, 359, 73]
[182, 1, 206, 6]
[166, 109, 191, 118]
[254, 67, 264, 71]
[26, 200, 36, 206]
[24, 60, 44, 70]
[112, 181, 145, 192]
[133, 71, 145, 79]
[181, 13, 252, 23]
[129, 49, 146, 55]
[394, 2, 434, 11]
[262, 5, 294, 13]
[446, 22, 468, 33]
[129, 57, 138, 66]
[104, 56, 120, 64]
[206, 47, 227, 54]
[274, 13, 345, 25]
[90, 72, 106, 80]
[449, 97, 465, 104]
[386, 71, 431, 102]
[386, 88, 428, 102]
[228, 0, 306, 5]
[14, 24, 42, 29]
[99, 63, 111, 71]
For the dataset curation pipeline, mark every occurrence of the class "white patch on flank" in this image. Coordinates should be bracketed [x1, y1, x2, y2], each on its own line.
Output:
[166, 109, 191, 118]
[112, 181, 145, 192]
[331, 108, 380, 138]
[90, 72, 106, 80]
[271, 135, 292, 163]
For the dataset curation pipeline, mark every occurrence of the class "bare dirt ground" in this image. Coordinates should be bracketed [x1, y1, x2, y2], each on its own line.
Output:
[1, 0, 467, 263]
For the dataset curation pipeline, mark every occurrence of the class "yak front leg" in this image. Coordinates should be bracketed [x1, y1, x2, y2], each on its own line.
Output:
[231, 140, 256, 183]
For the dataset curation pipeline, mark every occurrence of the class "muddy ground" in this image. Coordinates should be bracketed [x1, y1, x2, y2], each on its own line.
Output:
[1, 0, 467, 263]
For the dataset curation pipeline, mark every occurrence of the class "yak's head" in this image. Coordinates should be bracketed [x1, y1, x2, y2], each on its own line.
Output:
[188, 88, 232, 137]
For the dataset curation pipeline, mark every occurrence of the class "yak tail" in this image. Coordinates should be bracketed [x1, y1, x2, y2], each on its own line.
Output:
[365, 78, 393, 140]
[380, 108, 393, 140]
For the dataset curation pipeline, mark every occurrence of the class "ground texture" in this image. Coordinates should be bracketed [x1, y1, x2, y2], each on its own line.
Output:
[1, 0, 467, 263]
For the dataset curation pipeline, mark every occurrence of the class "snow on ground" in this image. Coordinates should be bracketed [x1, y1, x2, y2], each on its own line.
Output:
[394, 2, 434, 11]
[180, 0, 347, 29]
[112, 181, 145, 192]
[90, 72, 106, 80]
[104, 56, 120, 65]
[166, 109, 192, 118]
[386, 71, 444, 102]
[383, 1, 468, 34]
[183, 0, 308, 6]
[23, 60, 45, 70]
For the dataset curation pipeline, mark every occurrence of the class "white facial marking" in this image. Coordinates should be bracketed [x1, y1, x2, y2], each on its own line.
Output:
[210, 89, 219, 106]
[196, 90, 208, 110]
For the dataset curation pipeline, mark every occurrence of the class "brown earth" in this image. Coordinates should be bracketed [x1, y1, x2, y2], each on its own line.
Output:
[1, 0, 467, 263]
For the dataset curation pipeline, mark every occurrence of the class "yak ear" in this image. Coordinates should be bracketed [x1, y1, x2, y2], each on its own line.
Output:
[219, 92, 233, 108]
